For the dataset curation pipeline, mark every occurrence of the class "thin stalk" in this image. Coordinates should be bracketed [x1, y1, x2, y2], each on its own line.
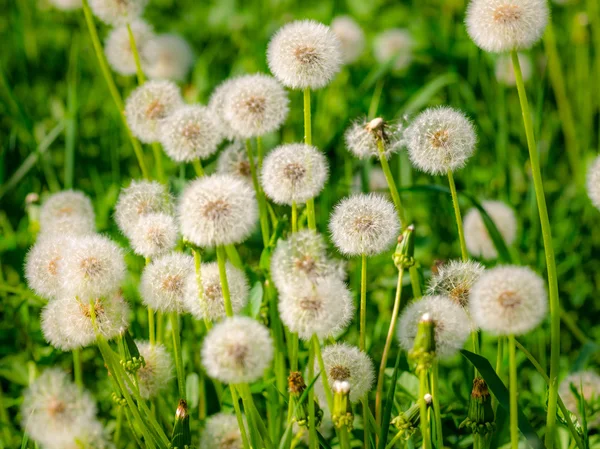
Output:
[312, 335, 333, 412]
[290, 332, 299, 372]
[148, 308, 155, 345]
[377, 139, 406, 224]
[193, 248, 204, 309]
[308, 342, 317, 449]
[151, 143, 166, 183]
[419, 369, 432, 449]
[431, 361, 443, 449]
[239, 383, 274, 449]
[447, 169, 468, 261]
[192, 159, 205, 177]
[292, 201, 298, 233]
[360, 254, 367, 351]
[368, 79, 384, 120]
[496, 337, 504, 375]
[73, 348, 83, 388]
[245, 140, 270, 246]
[230, 386, 251, 449]
[216, 245, 234, 317]
[508, 334, 518, 449]
[170, 313, 186, 399]
[409, 266, 422, 298]
[339, 426, 352, 449]
[362, 396, 370, 449]
[385, 431, 404, 449]
[126, 23, 146, 85]
[303, 88, 317, 230]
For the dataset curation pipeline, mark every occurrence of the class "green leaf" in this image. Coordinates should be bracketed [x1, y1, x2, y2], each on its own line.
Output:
[378, 350, 403, 449]
[185, 373, 200, 410]
[243, 282, 263, 319]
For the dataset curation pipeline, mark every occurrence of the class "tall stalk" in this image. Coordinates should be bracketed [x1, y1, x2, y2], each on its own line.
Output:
[360, 254, 367, 351]
[216, 245, 234, 317]
[303, 88, 317, 230]
[245, 140, 270, 246]
[447, 169, 468, 261]
[72, 348, 83, 388]
[376, 139, 406, 224]
[419, 370, 432, 449]
[431, 361, 444, 449]
[508, 334, 518, 449]
[170, 313, 186, 399]
[307, 342, 318, 449]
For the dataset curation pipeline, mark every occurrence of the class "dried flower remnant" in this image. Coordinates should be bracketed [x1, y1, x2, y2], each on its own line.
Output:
[345, 117, 404, 160]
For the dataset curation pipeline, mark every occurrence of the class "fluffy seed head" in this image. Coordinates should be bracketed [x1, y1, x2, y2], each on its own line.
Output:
[209, 78, 239, 141]
[159, 105, 222, 162]
[184, 262, 249, 322]
[125, 80, 183, 143]
[398, 295, 473, 358]
[405, 106, 477, 175]
[129, 212, 178, 258]
[178, 174, 258, 247]
[495, 53, 533, 85]
[49, 0, 81, 10]
[25, 236, 68, 300]
[200, 413, 245, 449]
[140, 252, 194, 313]
[223, 74, 289, 139]
[267, 20, 342, 90]
[202, 316, 274, 384]
[89, 0, 147, 25]
[427, 260, 485, 308]
[374, 29, 414, 71]
[331, 16, 365, 64]
[135, 341, 173, 399]
[143, 34, 194, 81]
[469, 265, 547, 335]
[329, 193, 400, 256]
[465, 0, 549, 53]
[559, 371, 600, 427]
[464, 200, 517, 259]
[39, 190, 95, 237]
[216, 141, 254, 183]
[105, 20, 154, 76]
[586, 155, 600, 211]
[261, 143, 328, 205]
[345, 117, 404, 160]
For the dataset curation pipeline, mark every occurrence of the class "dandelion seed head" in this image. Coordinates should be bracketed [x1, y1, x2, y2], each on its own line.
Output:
[586, 155, 600, 211]
[144, 34, 194, 81]
[331, 16, 365, 64]
[344, 117, 404, 160]
[135, 341, 173, 399]
[89, 0, 147, 25]
[105, 20, 154, 76]
[495, 53, 533, 85]
[559, 370, 600, 427]
[140, 252, 194, 312]
[200, 413, 245, 449]
[373, 29, 414, 71]
[39, 190, 95, 237]
[216, 141, 254, 183]
[427, 260, 485, 308]
[209, 78, 239, 141]
[464, 200, 517, 259]
[129, 212, 178, 258]
[25, 236, 69, 300]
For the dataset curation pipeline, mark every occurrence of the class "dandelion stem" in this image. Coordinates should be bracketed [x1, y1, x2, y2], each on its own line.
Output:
[230, 385, 251, 449]
[339, 426, 352, 449]
[72, 348, 83, 388]
[148, 307, 155, 346]
[192, 159, 205, 177]
[245, 140, 270, 247]
[377, 139, 406, 224]
[312, 335, 333, 412]
[508, 334, 518, 449]
[362, 396, 371, 449]
[292, 201, 298, 233]
[307, 341, 318, 449]
[446, 169, 468, 261]
[151, 142, 166, 183]
[360, 254, 367, 351]
[303, 88, 317, 230]
[290, 332, 299, 372]
[126, 23, 146, 85]
[430, 361, 444, 449]
[216, 245, 234, 317]
[170, 312, 186, 400]
[419, 369, 432, 449]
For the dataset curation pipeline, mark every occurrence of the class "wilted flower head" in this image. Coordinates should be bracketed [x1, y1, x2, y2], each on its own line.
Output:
[39, 190, 95, 237]
[184, 262, 249, 321]
[463, 200, 517, 259]
[559, 370, 600, 427]
[140, 252, 193, 312]
[25, 236, 68, 300]
[178, 174, 258, 247]
[495, 53, 532, 85]
[89, 0, 147, 25]
[427, 260, 485, 308]
[209, 78, 239, 141]
[159, 105, 222, 163]
[125, 80, 183, 143]
[469, 265, 547, 335]
[397, 295, 473, 358]
[144, 34, 194, 81]
[202, 316, 274, 384]
[329, 193, 400, 256]
[135, 341, 173, 399]
[217, 141, 254, 182]
[129, 212, 178, 258]
[223, 74, 289, 139]
[261, 143, 328, 205]
[331, 16, 365, 64]
[405, 106, 477, 175]
[587, 155, 600, 211]
[345, 117, 404, 160]
[267, 20, 342, 90]
[374, 29, 414, 71]
[465, 0, 549, 53]
[200, 413, 245, 449]
[48, 0, 81, 10]
[105, 20, 154, 76]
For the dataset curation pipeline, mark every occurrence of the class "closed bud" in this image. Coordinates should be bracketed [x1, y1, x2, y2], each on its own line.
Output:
[460, 377, 496, 435]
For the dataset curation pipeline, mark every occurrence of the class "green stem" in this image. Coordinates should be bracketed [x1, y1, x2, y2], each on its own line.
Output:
[290, 332, 299, 372]
[148, 307, 155, 346]
[303, 88, 317, 230]
[73, 348, 83, 388]
[313, 335, 333, 412]
[508, 334, 518, 449]
[192, 159, 205, 177]
[447, 169, 468, 261]
[431, 361, 443, 449]
[170, 313, 186, 399]
[360, 254, 367, 351]
[339, 426, 352, 449]
[216, 245, 234, 317]
[291, 201, 298, 233]
[368, 79, 384, 120]
[385, 431, 403, 449]
[419, 369, 432, 449]
[239, 383, 273, 449]
[245, 140, 270, 246]
[151, 142, 165, 183]
[377, 139, 406, 224]
[409, 265, 422, 299]
[230, 385, 251, 449]
[362, 396, 371, 449]
[308, 341, 317, 449]
[126, 23, 146, 85]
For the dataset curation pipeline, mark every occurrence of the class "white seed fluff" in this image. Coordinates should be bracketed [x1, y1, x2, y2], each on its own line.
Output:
[261, 143, 328, 205]
[463, 200, 517, 259]
[329, 193, 400, 256]
[465, 0, 549, 53]
[105, 20, 154, 76]
[373, 29, 414, 71]
[200, 413, 245, 449]
[25, 236, 68, 300]
[559, 370, 600, 427]
[427, 260, 485, 308]
[397, 295, 473, 358]
[184, 262, 249, 322]
[405, 106, 477, 175]
[216, 141, 254, 182]
[89, 0, 147, 26]
[222, 74, 289, 139]
[129, 212, 178, 258]
[267, 20, 342, 90]
[135, 341, 173, 399]
[159, 105, 222, 162]
[140, 252, 194, 313]
[586, 155, 600, 211]
[143, 34, 194, 81]
[344, 117, 404, 160]
[39, 190, 95, 237]
[178, 174, 258, 247]
[125, 80, 184, 143]
[202, 316, 274, 384]
[331, 16, 365, 64]
[495, 52, 533, 85]
[209, 78, 239, 141]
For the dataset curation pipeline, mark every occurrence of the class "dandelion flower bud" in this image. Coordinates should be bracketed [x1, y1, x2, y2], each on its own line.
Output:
[316, 343, 375, 403]
[261, 143, 328, 205]
[200, 413, 245, 449]
[125, 80, 183, 143]
[331, 16, 365, 64]
[329, 193, 400, 256]
[160, 105, 222, 162]
[465, 0, 549, 53]
[178, 174, 258, 247]
[463, 200, 517, 259]
[105, 20, 154, 76]
[559, 371, 600, 426]
[495, 53, 532, 85]
[405, 106, 477, 175]
[209, 78, 239, 141]
[427, 260, 485, 308]
[129, 212, 178, 258]
[49, 0, 81, 10]
[469, 265, 547, 335]
[39, 190, 95, 237]
[267, 20, 342, 90]
[89, 0, 147, 26]
[223, 74, 289, 139]
[373, 29, 414, 71]
[135, 341, 173, 399]
[184, 262, 249, 321]
[144, 34, 194, 81]
[586, 155, 600, 211]
[25, 236, 68, 300]
[202, 316, 274, 384]
[217, 141, 254, 182]
[344, 117, 404, 160]
[140, 252, 193, 313]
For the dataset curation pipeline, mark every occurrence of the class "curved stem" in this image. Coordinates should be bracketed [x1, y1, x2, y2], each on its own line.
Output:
[447, 169, 468, 261]
[230, 385, 251, 449]
[377, 139, 406, 224]
[431, 361, 444, 449]
[312, 335, 333, 412]
[216, 245, 234, 317]
[245, 140, 270, 246]
[192, 159, 205, 177]
[126, 22, 146, 85]
[170, 312, 186, 400]
[360, 254, 367, 351]
[419, 369, 432, 449]
[508, 334, 518, 449]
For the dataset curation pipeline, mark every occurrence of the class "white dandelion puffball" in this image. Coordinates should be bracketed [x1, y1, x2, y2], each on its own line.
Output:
[21, 369, 97, 449]
[559, 371, 600, 426]
[184, 262, 249, 322]
[465, 0, 549, 53]
[129, 212, 178, 258]
[216, 141, 253, 182]
[159, 105, 222, 162]
[374, 29, 414, 71]
[405, 106, 477, 175]
[200, 413, 245, 449]
[267, 20, 342, 90]
[89, 0, 147, 26]
[144, 34, 194, 81]
[329, 193, 400, 256]
[397, 295, 473, 358]
[135, 341, 173, 399]
[115, 180, 173, 239]
[61, 235, 126, 300]
[495, 53, 533, 85]
[222, 74, 289, 139]
[587, 155, 600, 211]
[469, 265, 547, 335]
[209, 78, 239, 141]
[279, 276, 354, 340]
[178, 174, 258, 247]
[316, 343, 375, 403]
[261, 143, 328, 205]
[463, 200, 517, 259]
[39, 190, 95, 237]
[105, 21, 154, 76]
[140, 252, 194, 313]
[25, 236, 68, 300]
[202, 316, 274, 384]
[331, 16, 365, 64]
[62, 420, 113, 449]
[49, 0, 81, 10]
[125, 80, 183, 143]
[345, 117, 404, 160]
[427, 260, 485, 308]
